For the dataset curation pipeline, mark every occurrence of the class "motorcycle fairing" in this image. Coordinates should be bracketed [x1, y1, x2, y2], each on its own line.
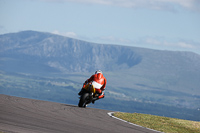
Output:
[83, 83, 96, 94]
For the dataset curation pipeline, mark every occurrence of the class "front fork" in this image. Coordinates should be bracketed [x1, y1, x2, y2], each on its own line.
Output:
[89, 92, 99, 103]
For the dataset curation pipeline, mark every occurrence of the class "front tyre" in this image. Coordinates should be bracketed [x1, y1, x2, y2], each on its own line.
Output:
[78, 93, 89, 108]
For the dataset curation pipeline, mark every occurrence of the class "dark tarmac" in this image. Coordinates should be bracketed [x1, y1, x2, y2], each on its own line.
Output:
[0, 94, 158, 133]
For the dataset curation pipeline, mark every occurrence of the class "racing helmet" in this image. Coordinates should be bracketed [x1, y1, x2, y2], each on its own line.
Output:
[95, 70, 102, 74]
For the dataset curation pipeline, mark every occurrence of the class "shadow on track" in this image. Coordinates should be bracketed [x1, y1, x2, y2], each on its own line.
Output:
[61, 104, 78, 108]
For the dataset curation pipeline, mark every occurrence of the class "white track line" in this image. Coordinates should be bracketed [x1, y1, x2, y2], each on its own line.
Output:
[107, 112, 163, 133]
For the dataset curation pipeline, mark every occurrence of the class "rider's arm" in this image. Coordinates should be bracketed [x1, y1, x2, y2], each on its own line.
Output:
[85, 75, 94, 83]
[101, 78, 107, 91]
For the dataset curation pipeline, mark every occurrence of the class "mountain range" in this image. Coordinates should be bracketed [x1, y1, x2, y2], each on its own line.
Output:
[0, 31, 200, 120]
[0, 30, 143, 73]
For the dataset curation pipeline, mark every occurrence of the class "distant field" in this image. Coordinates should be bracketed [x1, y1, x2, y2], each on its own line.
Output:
[1, 71, 200, 121]
[114, 112, 200, 133]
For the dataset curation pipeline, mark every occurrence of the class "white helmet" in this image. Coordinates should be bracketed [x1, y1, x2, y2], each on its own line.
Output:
[95, 70, 102, 74]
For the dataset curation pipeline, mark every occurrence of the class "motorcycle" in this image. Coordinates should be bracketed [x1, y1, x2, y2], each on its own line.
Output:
[78, 83, 100, 108]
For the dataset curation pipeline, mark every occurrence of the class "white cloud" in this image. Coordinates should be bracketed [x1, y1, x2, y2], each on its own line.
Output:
[145, 37, 196, 49]
[40, 0, 200, 12]
[135, 37, 200, 54]
[98, 36, 131, 44]
[164, 41, 195, 49]
[162, 0, 198, 10]
[52, 30, 77, 38]
[96, 36, 198, 52]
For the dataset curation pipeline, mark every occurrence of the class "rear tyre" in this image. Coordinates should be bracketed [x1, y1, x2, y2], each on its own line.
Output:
[78, 93, 89, 108]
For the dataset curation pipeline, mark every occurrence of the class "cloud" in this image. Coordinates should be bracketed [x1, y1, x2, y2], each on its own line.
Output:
[96, 35, 199, 52]
[40, 0, 200, 12]
[165, 42, 195, 49]
[98, 36, 131, 44]
[162, 0, 199, 10]
[52, 30, 77, 38]
[145, 37, 197, 49]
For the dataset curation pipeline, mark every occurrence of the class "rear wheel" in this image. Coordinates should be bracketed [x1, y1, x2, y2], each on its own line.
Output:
[78, 93, 90, 108]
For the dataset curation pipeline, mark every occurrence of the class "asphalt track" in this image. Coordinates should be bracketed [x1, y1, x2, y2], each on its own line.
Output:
[0, 94, 158, 133]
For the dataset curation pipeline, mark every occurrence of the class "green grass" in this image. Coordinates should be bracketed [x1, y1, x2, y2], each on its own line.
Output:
[114, 112, 200, 133]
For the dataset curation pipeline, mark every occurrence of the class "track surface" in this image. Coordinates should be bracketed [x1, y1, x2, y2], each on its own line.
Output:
[0, 94, 157, 133]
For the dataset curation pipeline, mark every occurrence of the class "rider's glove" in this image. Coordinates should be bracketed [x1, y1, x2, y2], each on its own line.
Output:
[84, 80, 88, 84]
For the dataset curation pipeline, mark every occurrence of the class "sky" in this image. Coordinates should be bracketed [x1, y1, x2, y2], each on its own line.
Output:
[1, 0, 200, 54]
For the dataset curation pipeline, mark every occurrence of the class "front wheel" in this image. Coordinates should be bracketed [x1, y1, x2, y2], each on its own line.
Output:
[78, 93, 90, 108]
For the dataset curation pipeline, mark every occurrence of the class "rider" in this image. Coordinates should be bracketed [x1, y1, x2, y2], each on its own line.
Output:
[78, 70, 107, 103]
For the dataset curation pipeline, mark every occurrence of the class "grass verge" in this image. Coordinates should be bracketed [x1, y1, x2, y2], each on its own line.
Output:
[114, 112, 200, 133]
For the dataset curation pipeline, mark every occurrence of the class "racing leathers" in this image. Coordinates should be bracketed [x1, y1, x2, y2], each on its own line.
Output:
[79, 72, 107, 100]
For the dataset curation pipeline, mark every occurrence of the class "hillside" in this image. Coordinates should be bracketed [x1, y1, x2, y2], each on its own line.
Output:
[0, 31, 200, 121]
[0, 30, 142, 73]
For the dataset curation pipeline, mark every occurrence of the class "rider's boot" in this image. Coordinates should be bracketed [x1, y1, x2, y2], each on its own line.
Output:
[98, 92, 105, 99]
[92, 100, 95, 104]
[92, 93, 105, 104]
[98, 94, 105, 99]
